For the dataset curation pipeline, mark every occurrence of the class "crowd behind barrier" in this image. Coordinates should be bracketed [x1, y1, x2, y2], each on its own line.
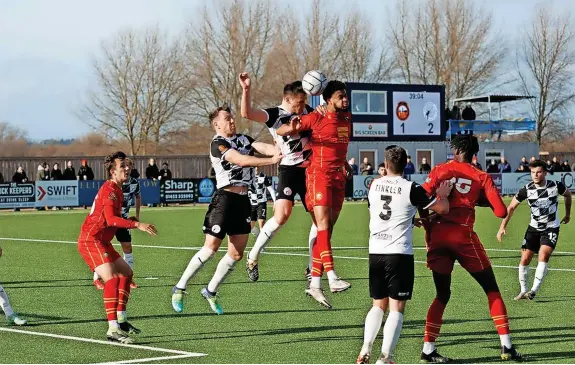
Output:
[2, 172, 574, 210]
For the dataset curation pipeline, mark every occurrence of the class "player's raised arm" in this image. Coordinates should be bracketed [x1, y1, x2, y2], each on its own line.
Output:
[252, 142, 279, 157]
[412, 180, 451, 216]
[223, 146, 282, 167]
[239, 73, 269, 123]
[483, 174, 507, 218]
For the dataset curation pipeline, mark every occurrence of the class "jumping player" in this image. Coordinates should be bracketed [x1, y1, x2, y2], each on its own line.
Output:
[497, 159, 571, 300]
[171, 106, 282, 315]
[356, 146, 451, 364]
[77, 151, 157, 343]
[93, 157, 141, 290]
[418, 134, 523, 362]
[239, 72, 318, 282]
[249, 167, 275, 238]
[0, 246, 27, 326]
[277, 80, 353, 309]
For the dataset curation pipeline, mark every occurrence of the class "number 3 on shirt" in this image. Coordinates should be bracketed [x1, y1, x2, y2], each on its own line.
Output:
[450, 177, 472, 194]
[379, 195, 392, 221]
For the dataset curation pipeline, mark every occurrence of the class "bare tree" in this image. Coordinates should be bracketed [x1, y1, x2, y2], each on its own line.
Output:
[82, 28, 191, 155]
[183, 0, 275, 134]
[518, 8, 575, 146]
[389, 0, 506, 104]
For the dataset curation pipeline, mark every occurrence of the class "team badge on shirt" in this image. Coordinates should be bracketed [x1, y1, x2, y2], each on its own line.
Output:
[316, 192, 323, 200]
[108, 192, 117, 201]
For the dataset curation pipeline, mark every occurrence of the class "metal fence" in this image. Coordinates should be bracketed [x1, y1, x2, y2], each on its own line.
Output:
[0, 155, 279, 181]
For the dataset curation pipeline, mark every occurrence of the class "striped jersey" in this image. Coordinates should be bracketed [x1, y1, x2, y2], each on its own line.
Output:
[264, 105, 314, 166]
[121, 177, 140, 218]
[249, 172, 272, 205]
[210, 134, 255, 189]
[515, 180, 567, 231]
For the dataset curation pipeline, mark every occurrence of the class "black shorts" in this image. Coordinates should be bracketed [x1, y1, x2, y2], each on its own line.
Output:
[115, 228, 131, 243]
[369, 254, 414, 301]
[250, 203, 267, 221]
[276, 165, 308, 211]
[522, 226, 560, 252]
[202, 189, 251, 240]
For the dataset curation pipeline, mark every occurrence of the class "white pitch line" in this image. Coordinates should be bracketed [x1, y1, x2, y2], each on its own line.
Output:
[3, 236, 575, 255]
[0, 327, 206, 358]
[97, 354, 198, 364]
[3, 236, 575, 273]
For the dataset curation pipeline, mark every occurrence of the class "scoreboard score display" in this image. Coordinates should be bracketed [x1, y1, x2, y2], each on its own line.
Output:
[345, 82, 446, 142]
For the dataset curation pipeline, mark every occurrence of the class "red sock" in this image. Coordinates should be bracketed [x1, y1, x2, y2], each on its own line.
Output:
[318, 230, 334, 272]
[424, 298, 446, 342]
[311, 231, 325, 277]
[103, 277, 120, 321]
[488, 291, 510, 335]
[117, 276, 132, 313]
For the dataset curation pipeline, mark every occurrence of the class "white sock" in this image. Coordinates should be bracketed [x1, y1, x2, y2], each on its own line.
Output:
[531, 261, 548, 293]
[108, 319, 118, 329]
[123, 253, 134, 270]
[93, 271, 100, 281]
[381, 311, 404, 358]
[310, 276, 321, 289]
[176, 247, 215, 289]
[360, 306, 384, 355]
[0, 286, 14, 317]
[308, 224, 318, 270]
[500, 334, 512, 349]
[248, 217, 281, 261]
[518, 265, 529, 293]
[423, 342, 436, 355]
[207, 254, 237, 293]
[327, 270, 338, 284]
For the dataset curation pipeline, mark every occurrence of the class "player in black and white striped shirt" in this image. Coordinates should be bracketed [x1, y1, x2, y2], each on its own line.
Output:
[172, 105, 281, 315]
[239, 72, 323, 283]
[249, 167, 275, 237]
[498, 160, 572, 300]
[93, 158, 141, 291]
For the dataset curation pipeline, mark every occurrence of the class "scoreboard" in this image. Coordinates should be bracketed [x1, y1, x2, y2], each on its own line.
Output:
[345, 82, 446, 142]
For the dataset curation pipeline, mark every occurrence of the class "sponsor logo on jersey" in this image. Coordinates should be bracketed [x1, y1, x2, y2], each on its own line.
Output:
[337, 127, 349, 137]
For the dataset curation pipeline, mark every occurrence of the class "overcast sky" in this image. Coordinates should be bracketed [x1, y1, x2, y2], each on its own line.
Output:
[0, 0, 571, 140]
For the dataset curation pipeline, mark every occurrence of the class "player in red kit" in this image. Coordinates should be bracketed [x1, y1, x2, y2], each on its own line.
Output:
[277, 80, 353, 309]
[418, 135, 523, 362]
[78, 151, 157, 344]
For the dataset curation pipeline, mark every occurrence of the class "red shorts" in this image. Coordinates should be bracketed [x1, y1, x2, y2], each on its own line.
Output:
[426, 222, 491, 275]
[77, 239, 121, 272]
[305, 168, 346, 212]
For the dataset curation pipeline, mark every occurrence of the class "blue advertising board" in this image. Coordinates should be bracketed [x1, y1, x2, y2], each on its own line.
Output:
[79, 179, 160, 206]
[196, 178, 216, 203]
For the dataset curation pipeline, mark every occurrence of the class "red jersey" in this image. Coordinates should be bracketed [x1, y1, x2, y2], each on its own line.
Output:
[422, 160, 507, 226]
[299, 111, 351, 170]
[80, 180, 136, 243]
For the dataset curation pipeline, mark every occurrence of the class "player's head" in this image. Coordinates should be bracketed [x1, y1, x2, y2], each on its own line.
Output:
[105, 151, 128, 183]
[283, 81, 307, 115]
[322, 80, 348, 112]
[450, 134, 479, 163]
[384, 145, 407, 176]
[529, 159, 548, 184]
[209, 105, 236, 136]
[125, 157, 134, 175]
[378, 162, 386, 177]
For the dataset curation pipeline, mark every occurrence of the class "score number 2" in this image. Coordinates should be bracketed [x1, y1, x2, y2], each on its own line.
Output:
[400, 123, 434, 134]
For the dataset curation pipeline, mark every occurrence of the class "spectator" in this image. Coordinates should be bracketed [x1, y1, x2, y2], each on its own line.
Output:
[487, 159, 499, 173]
[360, 157, 373, 175]
[130, 167, 141, 179]
[419, 158, 431, 174]
[51, 163, 63, 180]
[348, 157, 359, 175]
[404, 156, 415, 175]
[36, 162, 46, 181]
[77, 159, 95, 181]
[520, 156, 530, 171]
[471, 156, 482, 170]
[461, 105, 476, 120]
[159, 162, 173, 181]
[62, 160, 76, 180]
[530, 156, 536, 163]
[146, 158, 160, 180]
[515, 165, 527, 173]
[571, 161, 575, 172]
[42, 164, 51, 181]
[377, 162, 386, 177]
[562, 161, 571, 172]
[498, 157, 511, 173]
[552, 156, 562, 172]
[546, 160, 554, 172]
[12, 166, 28, 183]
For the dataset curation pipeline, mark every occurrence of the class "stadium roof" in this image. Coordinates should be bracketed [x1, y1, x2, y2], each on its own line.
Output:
[453, 95, 535, 103]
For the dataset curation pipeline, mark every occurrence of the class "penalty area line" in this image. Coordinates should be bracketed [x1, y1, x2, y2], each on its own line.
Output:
[0, 327, 206, 363]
